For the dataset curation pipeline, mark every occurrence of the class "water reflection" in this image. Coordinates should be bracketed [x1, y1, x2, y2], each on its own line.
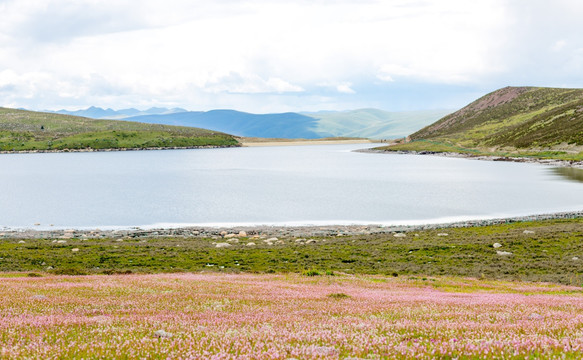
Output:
[551, 167, 583, 183]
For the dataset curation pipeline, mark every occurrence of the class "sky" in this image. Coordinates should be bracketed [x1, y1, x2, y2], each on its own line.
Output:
[1, 0, 583, 113]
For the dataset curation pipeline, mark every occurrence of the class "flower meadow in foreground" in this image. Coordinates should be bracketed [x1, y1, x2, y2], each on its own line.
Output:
[1, 273, 583, 359]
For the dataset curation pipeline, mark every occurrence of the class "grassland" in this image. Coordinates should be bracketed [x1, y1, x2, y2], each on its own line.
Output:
[0, 107, 238, 151]
[383, 87, 583, 160]
[2, 218, 583, 285]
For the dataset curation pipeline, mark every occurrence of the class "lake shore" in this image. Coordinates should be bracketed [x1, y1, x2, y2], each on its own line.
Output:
[0, 144, 241, 154]
[3, 210, 582, 239]
[239, 138, 375, 147]
[358, 148, 583, 168]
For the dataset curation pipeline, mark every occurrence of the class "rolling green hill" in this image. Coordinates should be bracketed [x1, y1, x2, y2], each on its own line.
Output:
[385, 86, 583, 160]
[0, 107, 238, 151]
[305, 108, 452, 139]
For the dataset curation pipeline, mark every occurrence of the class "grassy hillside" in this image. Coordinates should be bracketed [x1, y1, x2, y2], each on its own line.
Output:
[0, 107, 238, 151]
[305, 108, 451, 139]
[384, 87, 583, 160]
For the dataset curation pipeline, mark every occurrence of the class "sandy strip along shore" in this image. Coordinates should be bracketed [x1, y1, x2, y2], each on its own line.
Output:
[2, 211, 582, 240]
[240, 139, 375, 147]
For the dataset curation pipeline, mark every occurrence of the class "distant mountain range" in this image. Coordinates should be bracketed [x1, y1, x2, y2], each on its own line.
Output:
[49, 107, 452, 139]
[51, 106, 187, 120]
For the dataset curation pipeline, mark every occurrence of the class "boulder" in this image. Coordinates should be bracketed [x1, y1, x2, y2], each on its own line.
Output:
[153, 329, 173, 338]
[493, 243, 502, 248]
[528, 313, 544, 320]
[215, 242, 232, 248]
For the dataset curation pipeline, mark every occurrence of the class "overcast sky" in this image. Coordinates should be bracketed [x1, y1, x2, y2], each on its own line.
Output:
[1, 0, 582, 113]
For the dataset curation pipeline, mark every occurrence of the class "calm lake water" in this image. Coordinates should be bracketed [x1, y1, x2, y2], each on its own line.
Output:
[1, 143, 583, 229]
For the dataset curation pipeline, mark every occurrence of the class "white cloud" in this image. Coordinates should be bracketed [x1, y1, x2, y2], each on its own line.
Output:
[205, 73, 304, 94]
[1, 0, 583, 111]
[551, 40, 567, 52]
[336, 83, 356, 94]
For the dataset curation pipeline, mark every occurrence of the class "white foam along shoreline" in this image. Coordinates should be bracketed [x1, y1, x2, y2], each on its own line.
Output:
[2, 210, 582, 239]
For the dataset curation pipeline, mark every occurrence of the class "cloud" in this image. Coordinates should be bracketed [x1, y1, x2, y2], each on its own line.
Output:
[205, 73, 304, 94]
[1, 0, 583, 112]
[336, 83, 356, 94]
[551, 40, 567, 52]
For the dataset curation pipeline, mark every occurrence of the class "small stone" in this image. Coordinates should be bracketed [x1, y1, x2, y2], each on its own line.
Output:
[245, 242, 256, 246]
[393, 233, 406, 238]
[224, 234, 237, 239]
[153, 329, 173, 338]
[496, 251, 513, 256]
[46, 266, 54, 270]
[493, 243, 502, 248]
[56, 240, 67, 244]
[266, 237, 278, 242]
[528, 313, 544, 320]
[437, 233, 448, 237]
[306, 239, 317, 244]
[71, 248, 79, 252]
[18, 240, 25, 244]
[238, 231, 247, 237]
[572, 256, 579, 261]
[523, 230, 535, 234]
[220, 231, 228, 236]
[215, 242, 232, 248]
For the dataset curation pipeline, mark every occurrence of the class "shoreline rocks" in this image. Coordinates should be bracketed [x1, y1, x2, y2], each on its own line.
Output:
[357, 148, 583, 169]
[1, 210, 582, 240]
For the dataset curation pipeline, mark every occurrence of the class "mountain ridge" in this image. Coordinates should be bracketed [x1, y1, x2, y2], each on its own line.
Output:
[52, 107, 450, 140]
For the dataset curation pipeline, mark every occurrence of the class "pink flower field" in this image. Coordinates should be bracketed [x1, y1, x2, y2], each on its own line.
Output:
[1, 273, 583, 359]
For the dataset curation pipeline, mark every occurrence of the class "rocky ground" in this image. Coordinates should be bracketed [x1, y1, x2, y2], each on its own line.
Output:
[2, 210, 582, 240]
[359, 148, 583, 168]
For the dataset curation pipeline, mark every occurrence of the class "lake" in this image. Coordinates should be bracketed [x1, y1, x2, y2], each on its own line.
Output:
[1, 143, 583, 229]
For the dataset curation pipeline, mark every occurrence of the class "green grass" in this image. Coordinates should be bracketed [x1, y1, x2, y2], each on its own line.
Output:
[0, 107, 239, 151]
[2, 218, 583, 285]
[379, 140, 583, 161]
